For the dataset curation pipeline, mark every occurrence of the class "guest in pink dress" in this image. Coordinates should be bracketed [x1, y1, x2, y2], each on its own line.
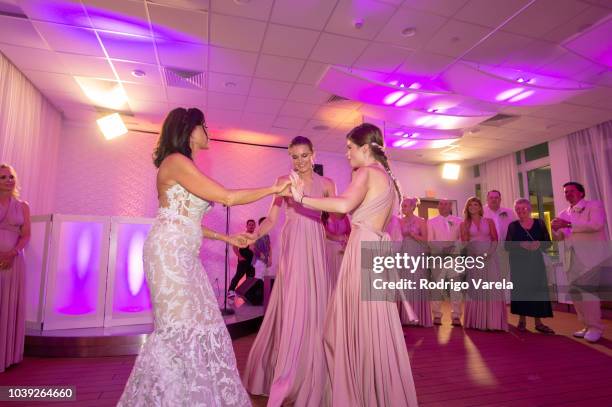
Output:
[288, 123, 418, 407]
[322, 212, 351, 293]
[388, 197, 432, 327]
[243, 136, 337, 407]
[0, 164, 31, 373]
[461, 197, 508, 331]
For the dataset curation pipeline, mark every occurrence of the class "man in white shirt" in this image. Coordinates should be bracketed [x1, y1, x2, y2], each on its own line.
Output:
[552, 182, 608, 343]
[484, 190, 517, 303]
[428, 199, 463, 326]
[483, 190, 517, 242]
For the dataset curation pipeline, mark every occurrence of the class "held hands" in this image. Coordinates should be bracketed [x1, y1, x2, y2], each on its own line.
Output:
[274, 178, 292, 197]
[289, 171, 305, 203]
[228, 232, 257, 248]
[551, 218, 570, 231]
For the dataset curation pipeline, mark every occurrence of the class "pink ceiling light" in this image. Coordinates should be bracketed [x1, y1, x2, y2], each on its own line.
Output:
[318, 66, 463, 111]
[363, 105, 493, 130]
[563, 15, 612, 69]
[442, 62, 590, 105]
[383, 123, 462, 150]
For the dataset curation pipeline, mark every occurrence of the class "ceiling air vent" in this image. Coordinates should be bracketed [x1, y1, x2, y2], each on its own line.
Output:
[325, 94, 349, 104]
[481, 113, 518, 126]
[163, 67, 205, 90]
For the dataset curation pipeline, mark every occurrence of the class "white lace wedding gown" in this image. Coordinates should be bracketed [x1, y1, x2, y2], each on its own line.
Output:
[118, 184, 251, 407]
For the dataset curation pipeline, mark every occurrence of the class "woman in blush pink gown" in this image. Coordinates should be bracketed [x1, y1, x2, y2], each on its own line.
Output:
[243, 136, 336, 407]
[322, 212, 351, 293]
[460, 197, 508, 331]
[0, 164, 30, 373]
[288, 123, 418, 407]
[388, 197, 432, 327]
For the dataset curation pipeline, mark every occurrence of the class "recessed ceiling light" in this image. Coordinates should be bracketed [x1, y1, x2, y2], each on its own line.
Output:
[353, 18, 364, 29]
[233, 0, 250, 4]
[225, 81, 237, 88]
[131, 69, 146, 77]
[313, 125, 329, 131]
[401, 27, 416, 37]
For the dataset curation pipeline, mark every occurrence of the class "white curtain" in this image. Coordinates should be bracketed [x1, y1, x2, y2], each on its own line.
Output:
[567, 120, 612, 240]
[0, 52, 62, 214]
[481, 153, 520, 207]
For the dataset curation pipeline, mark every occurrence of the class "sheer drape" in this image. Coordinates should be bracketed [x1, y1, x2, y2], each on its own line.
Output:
[567, 120, 612, 240]
[0, 52, 61, 214]
[482, 153, 520, 204]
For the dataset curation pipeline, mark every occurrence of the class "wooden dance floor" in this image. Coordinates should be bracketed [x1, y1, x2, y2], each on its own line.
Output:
[1, 308, 610, 406]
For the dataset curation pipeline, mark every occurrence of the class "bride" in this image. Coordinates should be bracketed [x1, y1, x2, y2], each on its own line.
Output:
[118, 107, 289, 406]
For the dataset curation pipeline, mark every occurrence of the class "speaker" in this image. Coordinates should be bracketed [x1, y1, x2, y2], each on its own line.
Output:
[236, 277, 264, 305]
[313, 163, 324, 176]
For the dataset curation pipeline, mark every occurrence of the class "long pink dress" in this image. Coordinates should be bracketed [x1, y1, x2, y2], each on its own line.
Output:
[243, 173, 329, 407]
[463, 220, 508, 331]
[390, 216, 432, 327]
[324, 216, 350, 293]
[0, 197, 26, 373]
[324, 176, 418, 407]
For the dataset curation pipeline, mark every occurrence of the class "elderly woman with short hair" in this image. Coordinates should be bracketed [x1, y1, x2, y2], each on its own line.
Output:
[505, 198, 554, 334]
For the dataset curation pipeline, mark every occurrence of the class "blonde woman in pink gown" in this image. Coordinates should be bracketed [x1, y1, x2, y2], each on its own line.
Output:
[322, 212, 351, 292]
[243, 136, 336, 407]
[289, 123, 418, 407]
[118, 108, 290, 406]
[460, 197, 508, 331]
[389, 197, 432, 327]
[0, 164, 30, 373]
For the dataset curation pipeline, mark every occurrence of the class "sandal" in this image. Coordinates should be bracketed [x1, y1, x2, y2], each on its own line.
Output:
[517, 320, 527, 332]
[535, 324, 555, 335]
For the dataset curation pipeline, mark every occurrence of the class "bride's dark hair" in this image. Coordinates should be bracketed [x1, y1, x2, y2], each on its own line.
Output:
[153, 107, 205, 168]
[346, 123, 402, 208]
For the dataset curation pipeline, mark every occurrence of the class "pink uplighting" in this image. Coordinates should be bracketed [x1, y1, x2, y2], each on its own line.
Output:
[113, 223, 152, 313]
[56, 222, 103, 315]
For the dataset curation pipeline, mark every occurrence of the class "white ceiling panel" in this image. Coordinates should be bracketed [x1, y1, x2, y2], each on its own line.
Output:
[33, 22, 104, 56]
[209, 13, 266, 52]
[310, 33, 369, 66]
[325, 0, 397, 40]
[209, 0, 274, 21]
[254, 54, 305, 82]
[270, 0, 338, 31]
[0, 43, 64, 73]
[147, 3, 208, 44]
[208, 46, 258, 76]
[502, 0, 590, 39]
[249, 78, 293, 99]
[0, 15, 49, 49]
[423, 19, 491, 58]
[261, 24, 320, 59]
[208, 72, 251, 95]
[375, 7, 447, 49]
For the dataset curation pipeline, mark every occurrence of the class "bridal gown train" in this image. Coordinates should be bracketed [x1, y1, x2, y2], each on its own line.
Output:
[118, 184, 250, 407]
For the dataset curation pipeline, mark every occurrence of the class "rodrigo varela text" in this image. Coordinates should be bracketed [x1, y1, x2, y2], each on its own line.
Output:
[373, 278, 513, 291]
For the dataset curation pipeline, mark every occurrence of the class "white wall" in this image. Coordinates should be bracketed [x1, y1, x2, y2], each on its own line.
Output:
[53, 122, 473, 291]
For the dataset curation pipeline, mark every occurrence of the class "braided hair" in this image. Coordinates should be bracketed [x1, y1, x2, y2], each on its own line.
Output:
[346, 123, 402, 209]
[153, 107, 205, 168]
